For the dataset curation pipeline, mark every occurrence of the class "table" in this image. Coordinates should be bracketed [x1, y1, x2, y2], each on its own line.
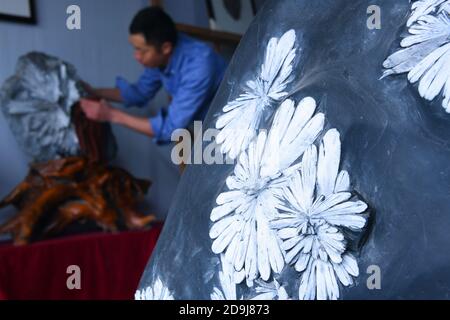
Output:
[0, 223, 162, 300]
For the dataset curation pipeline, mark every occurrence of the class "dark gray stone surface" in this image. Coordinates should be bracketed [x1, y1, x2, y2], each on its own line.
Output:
[138, 0, 450, 299]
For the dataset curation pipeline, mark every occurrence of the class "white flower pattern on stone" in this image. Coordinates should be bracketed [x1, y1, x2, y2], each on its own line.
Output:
[215, 30, 297, 159]
[211, 258, 289, 300]
[135, 277, 174, 300]
[271, 130, 368, 300]
[250, 279, 290, 300]
[407, 0, 448, 27]
[382, 0, 450, 112]
[211, 256, 242, 300]
[210, 97, 325, 287]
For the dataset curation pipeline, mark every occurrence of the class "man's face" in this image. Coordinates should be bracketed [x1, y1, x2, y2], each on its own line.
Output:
[129, 34, 172, 68]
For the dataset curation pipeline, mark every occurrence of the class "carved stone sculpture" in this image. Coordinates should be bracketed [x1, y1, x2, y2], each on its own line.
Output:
[0, 52, 116, 162]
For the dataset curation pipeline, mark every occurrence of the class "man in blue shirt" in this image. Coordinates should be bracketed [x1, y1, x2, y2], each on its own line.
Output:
[80, 7, 226, 144]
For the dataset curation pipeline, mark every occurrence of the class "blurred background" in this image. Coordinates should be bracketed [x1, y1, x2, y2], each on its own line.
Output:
[0, 0, 266, 226]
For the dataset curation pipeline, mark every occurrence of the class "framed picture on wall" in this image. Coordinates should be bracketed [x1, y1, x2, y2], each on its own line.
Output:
[0, 0, 36, 24]
[205, 0, 267, 35]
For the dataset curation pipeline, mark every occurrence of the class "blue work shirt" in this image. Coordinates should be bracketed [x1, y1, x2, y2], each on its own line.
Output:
[116, 33, 227, 144]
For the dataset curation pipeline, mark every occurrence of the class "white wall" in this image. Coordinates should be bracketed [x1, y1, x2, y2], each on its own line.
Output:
[0, 0, 182, 223]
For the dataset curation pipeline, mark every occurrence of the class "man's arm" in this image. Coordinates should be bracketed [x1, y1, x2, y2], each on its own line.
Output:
[81, 82, 123, 103]
[80, 99, 154, 137]
[116, 70, 162, 108]
[81, 68, 162, 107]
[94, 88, 123, 103]
[111, 108, 154, 137]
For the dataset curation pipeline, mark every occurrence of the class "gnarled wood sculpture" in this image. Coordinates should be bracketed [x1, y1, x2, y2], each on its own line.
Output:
[72, 101, 117, 163]
[0, 157, 155, 245]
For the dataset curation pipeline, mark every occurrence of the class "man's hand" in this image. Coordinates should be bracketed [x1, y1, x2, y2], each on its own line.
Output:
[80, 81, 98, 98]
[80, 99, 154, 137]
[80, 99, 115, 122]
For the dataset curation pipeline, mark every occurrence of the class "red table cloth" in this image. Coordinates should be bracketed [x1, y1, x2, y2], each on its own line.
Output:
[0, 223, 162, 300]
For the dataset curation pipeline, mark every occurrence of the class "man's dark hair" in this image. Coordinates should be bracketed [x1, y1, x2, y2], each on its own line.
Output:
[129, 7, 178, 48]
